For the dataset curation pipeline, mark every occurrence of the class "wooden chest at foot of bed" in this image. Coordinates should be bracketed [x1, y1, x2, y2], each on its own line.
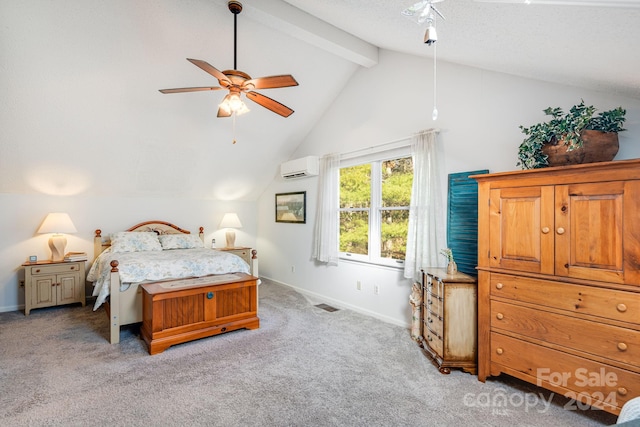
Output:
[140, 273, 259, 355]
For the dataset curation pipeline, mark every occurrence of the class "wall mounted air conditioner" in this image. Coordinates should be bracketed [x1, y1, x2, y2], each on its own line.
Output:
[280, 156, 319, 179]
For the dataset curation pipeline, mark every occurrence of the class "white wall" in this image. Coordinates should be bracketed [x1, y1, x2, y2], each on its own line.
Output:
[0, 194, 257, 312]
[257, 49, 640, 327]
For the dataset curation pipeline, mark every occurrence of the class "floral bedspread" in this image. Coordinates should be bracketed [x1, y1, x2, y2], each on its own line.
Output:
[88, 248, 250, 310]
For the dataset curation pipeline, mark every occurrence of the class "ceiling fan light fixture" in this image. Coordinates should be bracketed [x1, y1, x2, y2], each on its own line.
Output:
[219, 93, 249, 116]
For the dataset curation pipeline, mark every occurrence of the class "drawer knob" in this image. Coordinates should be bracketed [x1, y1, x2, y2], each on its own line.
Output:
[496, 283, 503, 290]
[618, 387, 628, 396]
[541, 227, 550, 234]
[36, 269, 41, 273]
[70, 266, 75, 270]
[618, 342, 628, 352]
[207, 292, 214, 299]
[556, 227, 565, 235]
[617, 303, 627, 313]
[496, 313, 504, 320]
[496, 348, 504, 355]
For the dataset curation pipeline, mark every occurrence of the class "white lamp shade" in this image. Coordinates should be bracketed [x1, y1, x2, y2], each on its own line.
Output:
[37, 213, 77, 262]
[219, 213, 243, 229]
[37, 213, 77, 234]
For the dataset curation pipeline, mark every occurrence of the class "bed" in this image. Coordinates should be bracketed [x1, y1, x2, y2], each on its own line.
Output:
[88, 220, 259, 344]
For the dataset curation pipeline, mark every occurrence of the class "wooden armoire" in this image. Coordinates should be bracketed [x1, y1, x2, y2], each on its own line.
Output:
[472, 159, 640, 415]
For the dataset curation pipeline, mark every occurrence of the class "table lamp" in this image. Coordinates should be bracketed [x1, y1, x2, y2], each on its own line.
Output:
[219, 213, 242, 248]
[37, 213, 77, 261]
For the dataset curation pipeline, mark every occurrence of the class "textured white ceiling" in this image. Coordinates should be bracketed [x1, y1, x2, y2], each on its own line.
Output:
[1, 0, 638, 201]
[284, 0, 640, 98]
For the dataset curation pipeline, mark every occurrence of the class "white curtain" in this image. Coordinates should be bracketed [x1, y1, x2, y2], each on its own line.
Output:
[403, 129, 446, 280]
[312, 153, 340, 265]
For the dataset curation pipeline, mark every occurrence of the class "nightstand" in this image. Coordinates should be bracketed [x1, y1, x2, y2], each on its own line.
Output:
[22, 260, 86, 315]
[215, 247, 252, 266]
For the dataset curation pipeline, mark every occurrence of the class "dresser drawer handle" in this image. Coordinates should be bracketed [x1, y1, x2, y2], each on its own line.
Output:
[495, 283, 503, 290]
[617, 303, 627, 313]
[618, 342, 628, 352]
[496, 348, 504, 355]
[36, 269, 41, 273]
[541, 227, 550, 234]
[618, 387, 628, 396]
[496, 313, 504, 320]
[556, 227, 565, 235]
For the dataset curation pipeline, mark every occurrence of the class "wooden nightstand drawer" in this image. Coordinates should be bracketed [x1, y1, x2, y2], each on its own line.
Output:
[30, 263, 81, 275]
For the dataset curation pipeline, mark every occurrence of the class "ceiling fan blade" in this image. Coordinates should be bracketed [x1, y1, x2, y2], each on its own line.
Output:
[245, 91, 294, 118]
[244, 75, 299, 90]
[159, 87, 223, 94]
[402, 0, 428, 16]
[186, 58, 231, 86]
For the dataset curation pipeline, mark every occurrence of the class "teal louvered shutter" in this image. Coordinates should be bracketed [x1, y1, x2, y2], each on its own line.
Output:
[447, 170, 488, 276]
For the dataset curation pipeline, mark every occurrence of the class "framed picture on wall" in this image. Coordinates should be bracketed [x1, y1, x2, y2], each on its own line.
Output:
[275, 191, 306, 223]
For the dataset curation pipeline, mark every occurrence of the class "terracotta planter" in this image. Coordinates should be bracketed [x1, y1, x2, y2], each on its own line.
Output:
[542, 130, 619, 167]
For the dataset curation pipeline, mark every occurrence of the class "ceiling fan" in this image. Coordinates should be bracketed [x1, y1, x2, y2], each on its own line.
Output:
[473, 0, 640, 7]
[159, 0, 298, 118]
[402, 0, 446, 23]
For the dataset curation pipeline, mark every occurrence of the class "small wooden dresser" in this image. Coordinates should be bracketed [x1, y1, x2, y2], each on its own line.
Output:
[473, 159, 640, 415]
[420, 268, 478, 374]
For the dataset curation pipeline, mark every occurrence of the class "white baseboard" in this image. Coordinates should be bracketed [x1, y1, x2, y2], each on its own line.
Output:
[1, 304, 21, 313]
[262, 275, 410, 329]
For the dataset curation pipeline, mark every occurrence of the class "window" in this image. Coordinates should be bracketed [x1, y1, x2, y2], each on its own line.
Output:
[339, 155, 413, 267]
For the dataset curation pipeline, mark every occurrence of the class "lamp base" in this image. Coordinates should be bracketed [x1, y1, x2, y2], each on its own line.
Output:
[225, 230, 236, 248]
[49, 234, 67, 262]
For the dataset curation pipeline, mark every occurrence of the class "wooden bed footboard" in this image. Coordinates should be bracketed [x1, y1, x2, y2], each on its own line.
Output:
[92, 221, 259, 344]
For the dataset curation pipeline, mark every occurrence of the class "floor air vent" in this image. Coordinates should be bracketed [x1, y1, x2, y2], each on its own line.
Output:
[315, 303, 339, 312]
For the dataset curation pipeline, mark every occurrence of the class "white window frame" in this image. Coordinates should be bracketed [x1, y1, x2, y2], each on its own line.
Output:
[339, 145, 412, 268]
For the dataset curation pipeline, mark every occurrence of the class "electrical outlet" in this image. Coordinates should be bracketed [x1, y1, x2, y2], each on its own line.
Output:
[356, 280, 362, 291]
[19, 280, 24, 288]
[373, 284, 380, 295]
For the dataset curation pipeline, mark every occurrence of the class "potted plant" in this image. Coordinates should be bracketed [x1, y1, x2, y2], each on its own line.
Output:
[517, 100, 626, 169]
[440, 248, 457, 274]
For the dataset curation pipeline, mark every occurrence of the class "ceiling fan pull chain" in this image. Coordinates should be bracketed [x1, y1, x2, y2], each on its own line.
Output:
[232, 114, 237, 144]
[432, 31, 438, 121]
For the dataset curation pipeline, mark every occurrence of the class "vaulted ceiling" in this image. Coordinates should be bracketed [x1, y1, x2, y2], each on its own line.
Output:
[1, 0, 637, 200]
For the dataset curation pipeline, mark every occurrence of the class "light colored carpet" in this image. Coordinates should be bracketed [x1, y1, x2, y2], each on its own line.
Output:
[0, 279, 617, 426]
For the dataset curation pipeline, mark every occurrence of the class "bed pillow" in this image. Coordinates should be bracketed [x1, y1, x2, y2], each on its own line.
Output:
[158, 233, 204, 250]
[110, 232, 163, 253]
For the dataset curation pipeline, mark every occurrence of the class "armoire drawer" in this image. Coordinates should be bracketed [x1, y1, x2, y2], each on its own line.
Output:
[491, 332, 639, 412]
[491, 301, 640, 368]
[490, 273, 639, 324]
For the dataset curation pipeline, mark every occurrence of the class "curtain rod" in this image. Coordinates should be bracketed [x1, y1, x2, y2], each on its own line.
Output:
[339, 128, 440, 159]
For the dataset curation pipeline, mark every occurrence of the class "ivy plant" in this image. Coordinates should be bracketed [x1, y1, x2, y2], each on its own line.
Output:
[517, 100, 626, 170]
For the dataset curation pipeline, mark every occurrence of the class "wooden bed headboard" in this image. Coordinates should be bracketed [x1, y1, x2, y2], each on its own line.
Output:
[93, 221, 205, 261]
